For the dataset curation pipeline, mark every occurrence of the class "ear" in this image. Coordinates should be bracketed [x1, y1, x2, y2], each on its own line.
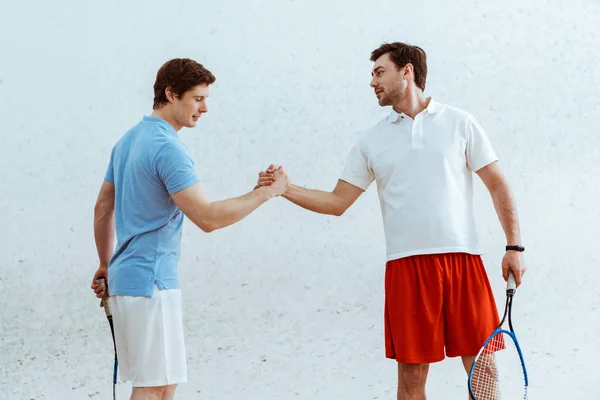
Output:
[165, 87, 178, 103]
[403, 63, 414, 80]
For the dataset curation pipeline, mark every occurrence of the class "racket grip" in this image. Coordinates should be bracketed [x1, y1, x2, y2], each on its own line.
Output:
[96, 278, 113, 317]
[507, 271, 517, 291]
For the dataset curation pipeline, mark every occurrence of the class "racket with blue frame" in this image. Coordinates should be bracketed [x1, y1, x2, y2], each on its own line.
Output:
[468, 272, 529, 399]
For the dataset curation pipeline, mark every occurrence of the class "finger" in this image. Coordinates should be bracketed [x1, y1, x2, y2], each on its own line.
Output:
[274, 168, 287, 177]
[515, 267, 523, 287]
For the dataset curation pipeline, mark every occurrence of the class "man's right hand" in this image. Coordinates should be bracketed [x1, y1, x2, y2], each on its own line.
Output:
[265, 166, 289, 196]
[91, 266, 108, 306]
[255, 164, 282, 190]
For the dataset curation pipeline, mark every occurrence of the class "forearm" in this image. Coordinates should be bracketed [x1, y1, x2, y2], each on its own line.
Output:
[490, 183, 521, 245]
[204, 187, 276, 231]
[282, 184, 344, 216]
[94, 205, 115, 267]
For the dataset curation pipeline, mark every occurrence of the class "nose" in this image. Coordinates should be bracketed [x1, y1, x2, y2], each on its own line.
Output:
[370, 77, 377, 88]
[200, 103, 208, 114]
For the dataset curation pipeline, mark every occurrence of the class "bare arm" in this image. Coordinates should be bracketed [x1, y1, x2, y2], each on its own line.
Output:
[477, 161, 527, 285]
[476, 161, 521, 245]
[280, 179, 364, 216]
[91, 180, 115, 300]
[94, 181, 116, 267]
[171, 177, 284, 233]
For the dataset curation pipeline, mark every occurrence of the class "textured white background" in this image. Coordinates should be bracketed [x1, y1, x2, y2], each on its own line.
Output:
[1, 0, 599, 399]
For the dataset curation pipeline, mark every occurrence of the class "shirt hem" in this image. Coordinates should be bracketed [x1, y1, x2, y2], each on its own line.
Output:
[471, 157, 499, 173]
[386, 247, 483, 262]
[338, 175, 371, 191]
[168, 177, 200, 195]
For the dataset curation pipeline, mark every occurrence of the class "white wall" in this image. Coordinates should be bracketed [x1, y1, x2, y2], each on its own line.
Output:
[1, 0, 599, 398]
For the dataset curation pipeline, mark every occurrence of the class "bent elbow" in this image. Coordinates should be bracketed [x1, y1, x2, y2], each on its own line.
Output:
[198, 220, 218, 233]
[332, 206, 346, 217]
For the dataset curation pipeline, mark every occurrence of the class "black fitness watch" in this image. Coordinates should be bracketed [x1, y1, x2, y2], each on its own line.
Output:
[506, 245, 525, 252]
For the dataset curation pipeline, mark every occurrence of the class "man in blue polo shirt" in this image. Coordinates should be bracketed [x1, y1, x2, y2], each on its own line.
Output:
[90, 58, 288, 400]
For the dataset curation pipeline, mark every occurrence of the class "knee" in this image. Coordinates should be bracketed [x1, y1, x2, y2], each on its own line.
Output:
[132, 385, 167, 399]
[399, 364, 428, 392]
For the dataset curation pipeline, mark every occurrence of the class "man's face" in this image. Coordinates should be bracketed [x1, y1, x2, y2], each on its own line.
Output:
[370, 53, 407, 107]
[171, 84, 210, 129]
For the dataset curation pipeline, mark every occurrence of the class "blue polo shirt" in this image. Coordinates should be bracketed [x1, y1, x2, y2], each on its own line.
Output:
[104, 116, 200, 297]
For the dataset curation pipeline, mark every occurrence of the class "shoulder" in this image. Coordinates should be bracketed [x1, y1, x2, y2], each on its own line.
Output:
[358, 115, 391, 145]
[129, 122, 189, 157]
[435, 102, 476, 123]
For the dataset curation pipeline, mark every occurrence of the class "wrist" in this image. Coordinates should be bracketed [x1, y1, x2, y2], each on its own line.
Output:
[260, 185, 279, 200]
[505, 245, 525, 252]
[282, 183, 297, 199]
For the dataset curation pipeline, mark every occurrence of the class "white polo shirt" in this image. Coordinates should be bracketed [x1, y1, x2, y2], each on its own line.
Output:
[339, 99, 498, 261]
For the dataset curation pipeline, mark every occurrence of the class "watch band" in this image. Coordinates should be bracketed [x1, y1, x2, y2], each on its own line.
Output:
[506, 245, 525, 252]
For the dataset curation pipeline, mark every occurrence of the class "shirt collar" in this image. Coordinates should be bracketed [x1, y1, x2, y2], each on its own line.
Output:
[141, 115, 178, 135]
[387, 98, 441, 123]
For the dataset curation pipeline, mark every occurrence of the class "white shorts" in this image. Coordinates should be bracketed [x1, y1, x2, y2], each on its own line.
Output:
[111, 285, 187, 387]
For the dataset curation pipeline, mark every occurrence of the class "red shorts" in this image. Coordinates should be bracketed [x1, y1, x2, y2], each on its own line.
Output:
[384, 252, 500, 364]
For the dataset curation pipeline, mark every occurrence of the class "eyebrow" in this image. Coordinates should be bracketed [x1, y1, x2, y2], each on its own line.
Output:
[371, 66, 384, 76]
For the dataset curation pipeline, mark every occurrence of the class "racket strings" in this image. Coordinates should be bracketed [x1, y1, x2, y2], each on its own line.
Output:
[470, 332, 526, 400]
[471, 334, 503, 399]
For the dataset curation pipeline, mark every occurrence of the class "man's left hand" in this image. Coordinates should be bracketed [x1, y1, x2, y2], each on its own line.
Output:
[502, 251, 527, 287]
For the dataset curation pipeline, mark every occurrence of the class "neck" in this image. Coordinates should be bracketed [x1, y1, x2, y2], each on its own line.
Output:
[392, 89, 430, 119]
[150, 108, 181, 131]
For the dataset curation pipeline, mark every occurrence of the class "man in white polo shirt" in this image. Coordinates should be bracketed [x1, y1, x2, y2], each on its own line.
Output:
[255, 42, 527, 399]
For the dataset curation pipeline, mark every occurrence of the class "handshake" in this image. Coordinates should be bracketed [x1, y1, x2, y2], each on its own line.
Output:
[253, 164, 289, 196]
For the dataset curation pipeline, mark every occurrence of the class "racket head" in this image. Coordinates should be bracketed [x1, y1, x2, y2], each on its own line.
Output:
[468, 329, 528, 400]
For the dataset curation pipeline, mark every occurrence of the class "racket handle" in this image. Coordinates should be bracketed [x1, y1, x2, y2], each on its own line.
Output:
[507, 271, 517, 291]
[96, 278, 113, 317]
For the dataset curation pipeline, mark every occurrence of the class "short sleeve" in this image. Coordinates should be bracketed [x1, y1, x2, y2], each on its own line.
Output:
[154, 140, 201, 195]
[466, 116, 498, 172]
[104, 147, 115, 183]
[339, 140, 374, 191]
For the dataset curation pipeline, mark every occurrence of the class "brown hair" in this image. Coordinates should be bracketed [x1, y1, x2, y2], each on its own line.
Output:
[153, 58, 216, 109]
[370, 42, 427, 91]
